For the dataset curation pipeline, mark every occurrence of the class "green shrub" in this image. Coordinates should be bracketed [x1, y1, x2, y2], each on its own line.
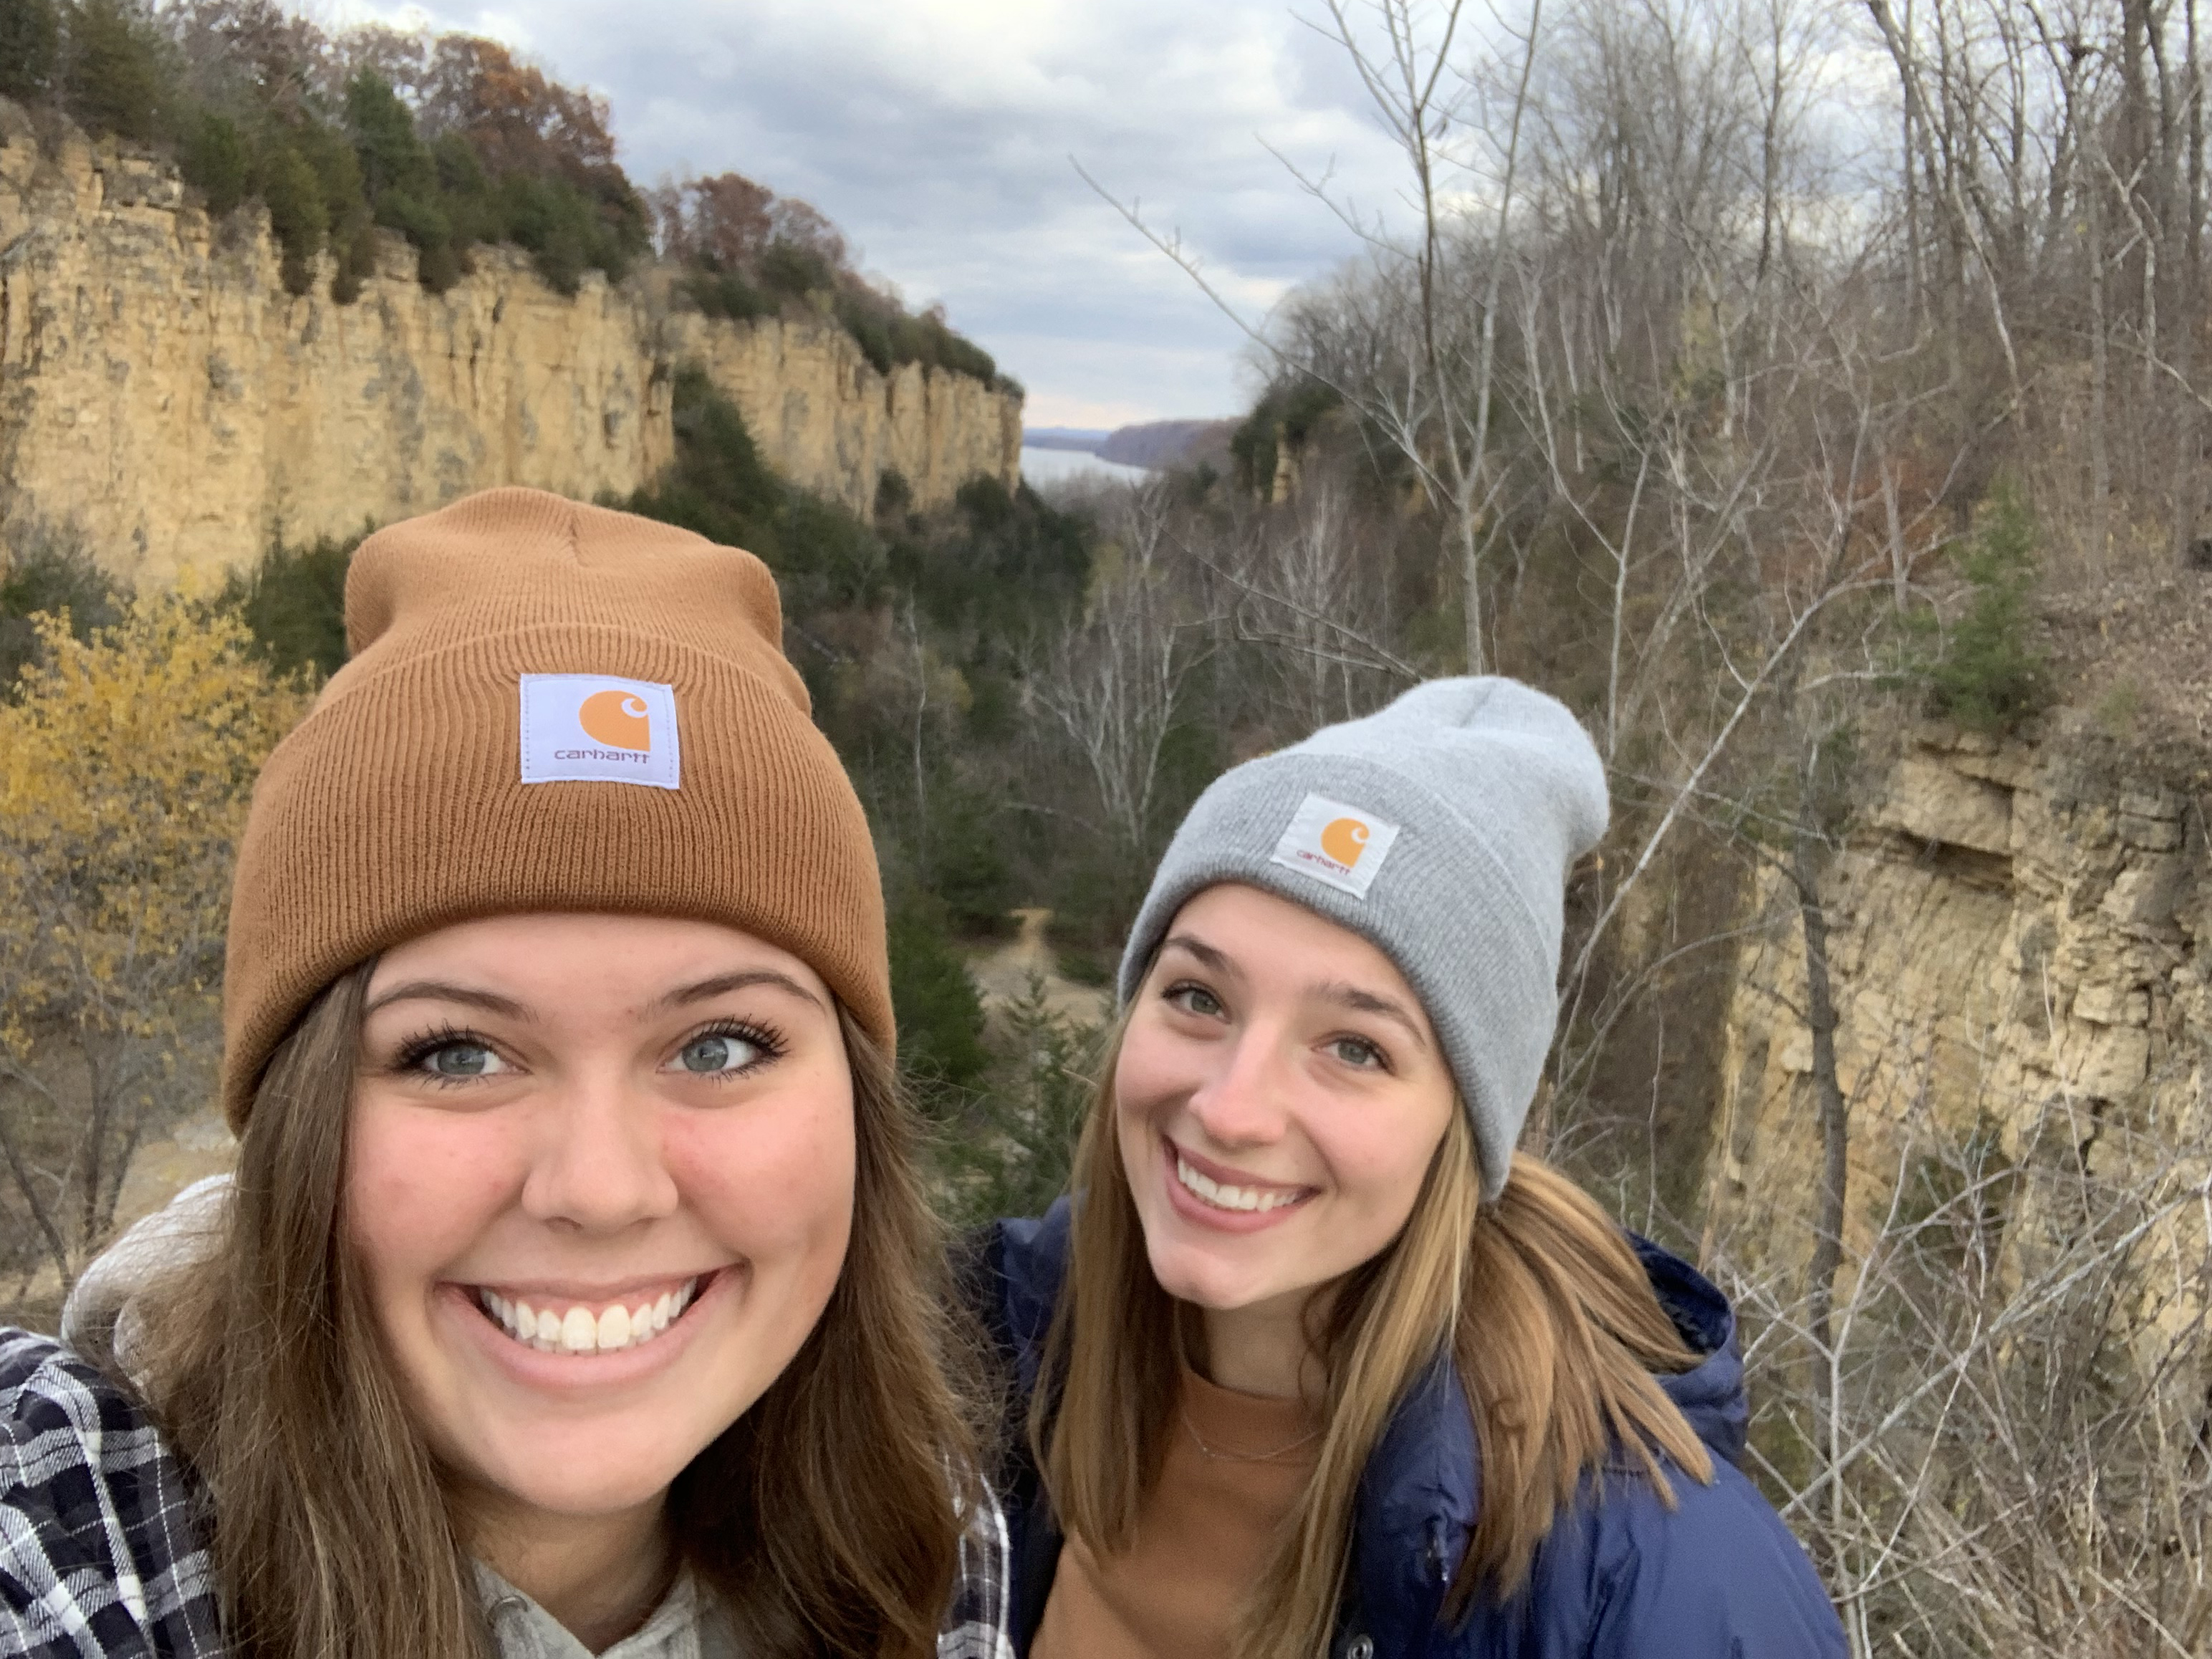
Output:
[0, 529, 124, 692]
[915, 780, 1016, 933]
[0, 0, 60, 100]
[496, 170, 638, 294]
[259, 143, 327, 294]
[344, 72, 427, 201]
[622, 362, 887, 610]
[62, 0, 165, 140]
[180, 110, 247, 216]
[757, 236, 834, 299]
[931, 973, 1098, 1227]
[1912, 483, 2049, 733]
[683, 269, 770, 322]
[886, 475, 1090, 642]
[888, 887, 991, 1097]
[220, 534, 356, 680]
[834, 292, 895, 375]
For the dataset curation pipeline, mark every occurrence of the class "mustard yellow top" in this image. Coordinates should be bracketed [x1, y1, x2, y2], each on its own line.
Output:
[1033, 1363, 1322, 1659]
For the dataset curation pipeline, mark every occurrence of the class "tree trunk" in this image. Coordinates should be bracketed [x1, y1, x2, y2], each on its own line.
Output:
[1794, 794, 1850, 1491]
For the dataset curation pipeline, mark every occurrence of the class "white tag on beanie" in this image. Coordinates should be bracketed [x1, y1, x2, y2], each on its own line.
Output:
[519, 675, 681, 789]
[1271, 794, 1400, 898]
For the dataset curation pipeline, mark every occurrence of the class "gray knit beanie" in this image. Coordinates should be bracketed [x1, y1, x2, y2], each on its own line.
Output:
[1117, 677, 1607, 1201]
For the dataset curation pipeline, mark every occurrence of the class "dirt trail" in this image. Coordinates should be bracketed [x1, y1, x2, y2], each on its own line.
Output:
[967, 908, 1112, 1026]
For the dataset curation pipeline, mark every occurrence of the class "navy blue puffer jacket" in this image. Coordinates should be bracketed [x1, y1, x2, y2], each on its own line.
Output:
[968, 1198, 1847, 1659]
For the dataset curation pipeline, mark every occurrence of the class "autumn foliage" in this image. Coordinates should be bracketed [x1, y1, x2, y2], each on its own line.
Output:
[0, 590, 307, 1288]
[0, 0, 1001, 380]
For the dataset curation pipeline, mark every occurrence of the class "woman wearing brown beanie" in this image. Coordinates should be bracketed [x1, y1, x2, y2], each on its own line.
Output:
[0, 490, 1009, 1659]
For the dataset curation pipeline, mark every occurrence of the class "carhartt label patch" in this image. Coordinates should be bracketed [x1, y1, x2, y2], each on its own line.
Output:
[519, 675, 681, 789]
[1270, 794, 1400, 898]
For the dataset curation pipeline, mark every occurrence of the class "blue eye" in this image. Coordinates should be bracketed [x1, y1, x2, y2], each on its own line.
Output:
[1328, 1037, 1386, 1070]
[1165, 984, 1225, 1019]
[668, 1024, 779, 1077]
[408, 1039, 509, 1081]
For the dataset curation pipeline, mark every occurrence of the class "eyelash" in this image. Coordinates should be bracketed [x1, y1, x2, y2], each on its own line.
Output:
[1330, 1036, 1390, 1072]
[678, 1017, 788, 1077]
[390, 1021, 497, 1085]
[1163, 981, 1224, 1016]
[386, 1018, 791, 1085]
[1161, 984, 1394, 1073]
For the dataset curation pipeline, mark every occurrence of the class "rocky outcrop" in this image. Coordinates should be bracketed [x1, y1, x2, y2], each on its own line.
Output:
[0, 103, 1021, 585]
[1707, 718, 2210, 1250]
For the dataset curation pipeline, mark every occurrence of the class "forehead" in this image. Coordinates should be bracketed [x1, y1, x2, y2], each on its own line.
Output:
[1164, 884, 1425, 1007]
[365, 913, 832, 1009]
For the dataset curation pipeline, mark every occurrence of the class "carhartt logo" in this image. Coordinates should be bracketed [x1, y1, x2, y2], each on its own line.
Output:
[1271, 794, 1400, 899]
[1320, 817, 1371, 867]
[519, 675, 681, 789]
[578, 689, 650, 751]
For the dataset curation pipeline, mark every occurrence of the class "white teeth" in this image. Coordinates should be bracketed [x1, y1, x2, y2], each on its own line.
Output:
[1175, 1155, 1303, 1213]
[476, 1276, 703, 1356]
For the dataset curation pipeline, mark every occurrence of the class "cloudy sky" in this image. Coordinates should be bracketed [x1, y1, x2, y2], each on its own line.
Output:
[327, 0, 1416, 427]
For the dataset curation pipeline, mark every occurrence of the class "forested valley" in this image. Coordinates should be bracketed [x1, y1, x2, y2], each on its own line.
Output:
[11, 0, 2212, 1650]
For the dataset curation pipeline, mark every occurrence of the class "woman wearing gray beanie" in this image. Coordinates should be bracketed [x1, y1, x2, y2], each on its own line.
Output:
[969, 678, 1846, 1658]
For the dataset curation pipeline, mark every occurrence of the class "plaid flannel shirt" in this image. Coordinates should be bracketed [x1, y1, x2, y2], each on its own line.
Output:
[0, 1330, 1012, 1659]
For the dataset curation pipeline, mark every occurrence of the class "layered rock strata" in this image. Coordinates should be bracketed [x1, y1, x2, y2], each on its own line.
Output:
[1708, 719, 2211, 1257]
[0, 102, 1021, 585]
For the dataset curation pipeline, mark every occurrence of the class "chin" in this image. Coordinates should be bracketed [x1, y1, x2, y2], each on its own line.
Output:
[1142, 1233, 1276, 1313]
[473, 1437, 696, 1519]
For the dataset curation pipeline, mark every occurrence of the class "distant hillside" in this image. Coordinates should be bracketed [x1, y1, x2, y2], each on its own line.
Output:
[1097, 420, 1238, 471]
[1021, 419, 1238, 472]
[1022, 428, 1112, 453]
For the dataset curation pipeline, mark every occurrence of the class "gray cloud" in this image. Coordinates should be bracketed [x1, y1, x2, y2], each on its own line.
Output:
[344, 0, 1411, 423]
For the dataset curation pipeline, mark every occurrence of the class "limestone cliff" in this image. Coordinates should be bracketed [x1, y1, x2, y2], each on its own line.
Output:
[0, 103, 1021, 585]
[1706, 716, 2211, 1255]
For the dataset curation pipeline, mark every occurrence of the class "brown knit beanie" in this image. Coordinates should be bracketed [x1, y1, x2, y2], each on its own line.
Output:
[220, 486, 889, 1129]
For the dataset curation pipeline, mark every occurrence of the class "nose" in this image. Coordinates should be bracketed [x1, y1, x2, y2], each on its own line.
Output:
[519, 1069, 681, 1233]
[1186, 1026, 1293, 1150]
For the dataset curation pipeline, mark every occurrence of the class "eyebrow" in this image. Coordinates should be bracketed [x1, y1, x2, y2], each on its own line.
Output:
[648, 970, 826, 1014]
[1158, 934, 1240, 980]
[363, 981, 532, 1020]
[363, 969, 825, 1024]
[1313, 982, 1432, 1052]
[1159, 936, 1430, 1052]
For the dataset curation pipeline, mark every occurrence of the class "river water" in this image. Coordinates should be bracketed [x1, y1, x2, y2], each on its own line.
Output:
[1019, 446, 1154, 489]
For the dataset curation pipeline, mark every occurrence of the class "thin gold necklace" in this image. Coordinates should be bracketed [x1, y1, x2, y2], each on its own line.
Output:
[1180, 1408, 1324, 1463]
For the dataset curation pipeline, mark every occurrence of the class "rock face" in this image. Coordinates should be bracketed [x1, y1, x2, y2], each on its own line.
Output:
[0, 104, 1021, 585]
[1708, 719, 2209, 1253]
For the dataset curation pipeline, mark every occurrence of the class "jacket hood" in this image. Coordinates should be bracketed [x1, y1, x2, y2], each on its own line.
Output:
[1347, 1232, 1749, 1648]
[994, 1199, 1753, 1652]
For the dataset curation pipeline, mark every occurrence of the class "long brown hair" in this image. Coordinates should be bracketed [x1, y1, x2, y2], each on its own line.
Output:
[1034, 1027, 1715, 1659]
[121, 960, 979, 1659]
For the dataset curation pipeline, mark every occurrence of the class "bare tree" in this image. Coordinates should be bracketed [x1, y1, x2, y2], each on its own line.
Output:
[1024, 484, 1211, 893]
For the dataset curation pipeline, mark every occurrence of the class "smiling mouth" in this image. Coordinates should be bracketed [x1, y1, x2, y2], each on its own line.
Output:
[473, 1274, 712, 1357]
[1173, 1150, 1312, 1214]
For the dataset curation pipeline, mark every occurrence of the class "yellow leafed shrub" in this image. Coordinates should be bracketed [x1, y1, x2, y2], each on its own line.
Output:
[0, 588, 309, 1286]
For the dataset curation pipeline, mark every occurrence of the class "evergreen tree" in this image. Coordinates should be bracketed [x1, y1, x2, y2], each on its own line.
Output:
[62, 0, 165, 141]
[0, 0, 59, 101]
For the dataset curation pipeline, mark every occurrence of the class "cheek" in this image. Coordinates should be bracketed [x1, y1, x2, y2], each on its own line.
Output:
[666, 1090, 857, 1272]
[1315, 1105, 1453, 1221]
[1112, 1025, 1185, 1138]
[345, 1092, 522, 1293]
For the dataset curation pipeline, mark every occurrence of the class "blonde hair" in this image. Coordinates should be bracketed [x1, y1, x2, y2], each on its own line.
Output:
[1032, 1024, 1713, 1658]
[120, 961, 981, 1659]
